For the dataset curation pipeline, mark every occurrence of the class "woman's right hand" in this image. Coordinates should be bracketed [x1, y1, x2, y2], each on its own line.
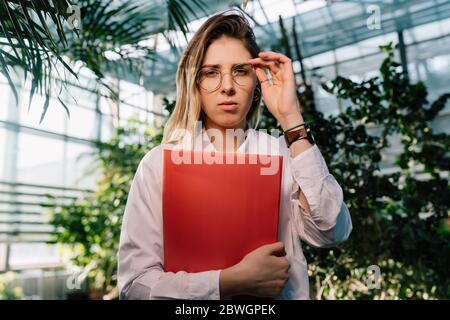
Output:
[220, 242, 290, 299]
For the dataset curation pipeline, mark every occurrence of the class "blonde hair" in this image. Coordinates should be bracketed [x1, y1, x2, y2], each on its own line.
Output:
[162, 10, 262, 145]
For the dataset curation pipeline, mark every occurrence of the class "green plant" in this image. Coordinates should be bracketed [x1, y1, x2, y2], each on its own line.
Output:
[0, 272, 24, 300]
[264, 14, 450, 298]
[302, 43, 450, 299]
[44, 33, 450, 299]
[44, 115, 165, 296]
[47, 44, 450, 299]
[0, 0, 207, 121]
[0, 0, 74, 113]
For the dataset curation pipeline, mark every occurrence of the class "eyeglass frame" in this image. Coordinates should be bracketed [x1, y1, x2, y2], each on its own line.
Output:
[195, 63, 257, 93]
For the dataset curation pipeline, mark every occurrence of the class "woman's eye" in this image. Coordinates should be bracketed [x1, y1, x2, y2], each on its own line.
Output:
[204, 70, 219, 77]
[233, 68, 249, 75]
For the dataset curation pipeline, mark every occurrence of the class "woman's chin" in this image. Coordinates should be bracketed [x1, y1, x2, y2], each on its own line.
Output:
[215, 118, 246, 130]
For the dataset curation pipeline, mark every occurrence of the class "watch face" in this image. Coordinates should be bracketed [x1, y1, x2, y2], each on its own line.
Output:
[285, 126, 315, 146]
[287, 127, 307, 143]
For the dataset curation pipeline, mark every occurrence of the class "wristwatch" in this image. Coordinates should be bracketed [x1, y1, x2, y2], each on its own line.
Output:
[284, 124, 315, 147]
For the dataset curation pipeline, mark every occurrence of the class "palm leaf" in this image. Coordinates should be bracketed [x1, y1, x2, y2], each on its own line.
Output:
[0, 0, 73, 113]
[0, 0, 208, 121]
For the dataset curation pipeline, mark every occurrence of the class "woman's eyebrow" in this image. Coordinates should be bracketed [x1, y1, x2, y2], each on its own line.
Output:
[201, 62, 250, 68]
[201, 64, 220, 68]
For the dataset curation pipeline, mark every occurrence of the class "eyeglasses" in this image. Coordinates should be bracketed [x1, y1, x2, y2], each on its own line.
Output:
[196, 63, 255, 93]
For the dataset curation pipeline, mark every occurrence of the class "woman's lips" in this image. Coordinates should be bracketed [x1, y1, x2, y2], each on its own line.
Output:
[219, 103, 238, 111]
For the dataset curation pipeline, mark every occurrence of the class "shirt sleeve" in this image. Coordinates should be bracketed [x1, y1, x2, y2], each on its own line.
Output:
[287, 144, 353, 248]
[118, 147, 222, 300]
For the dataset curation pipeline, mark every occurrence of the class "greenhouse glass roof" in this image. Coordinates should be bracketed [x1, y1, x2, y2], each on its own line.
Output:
[109, 0, 450, 94]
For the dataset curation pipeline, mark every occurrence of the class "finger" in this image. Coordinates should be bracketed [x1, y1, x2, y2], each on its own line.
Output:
[248, 56, 280, 66]
[259, 51, 292, 65]
[281, 257, 290, 270]
[254, 67, 271, 87]
[252, 55, 294, 83]
[252, 64, 280, 87]
[273, 246, 286, 257]
[263, 241, 284, 253]
[266, 242, 286, 256]
[248, 58, 281, 73]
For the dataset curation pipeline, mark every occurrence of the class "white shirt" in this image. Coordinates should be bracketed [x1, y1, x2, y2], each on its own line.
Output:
[118, 128, 352, 300]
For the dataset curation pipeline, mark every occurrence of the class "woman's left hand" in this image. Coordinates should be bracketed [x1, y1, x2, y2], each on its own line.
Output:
[247, 51, 303, 130]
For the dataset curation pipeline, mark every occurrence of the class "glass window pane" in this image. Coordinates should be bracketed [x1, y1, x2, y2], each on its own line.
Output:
[65, 82, 98, 111]
[99, 96, 115, 118]
[0, 81, 11, 121]
[120, 80, 147, 108]
[8, 243, 62, 269]
[411, 21, 442, 43]
[0, 127, 6, 181]
[65, 142, 97, 190]
[101, 114, 115, 142]
[66, 105, 98, 140]
[119, 103, 143, 123]
[440, 18, 450, 35]
[19, 95, 68, 134]
[0, 243, 6, 271]
[16, 133, 64, 186]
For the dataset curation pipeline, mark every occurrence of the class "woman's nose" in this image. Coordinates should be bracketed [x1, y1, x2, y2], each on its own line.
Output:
[220, 73, 235, 94]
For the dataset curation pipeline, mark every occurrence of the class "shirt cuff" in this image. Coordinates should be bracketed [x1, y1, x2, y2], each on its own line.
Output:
[188, 270, 221, 300]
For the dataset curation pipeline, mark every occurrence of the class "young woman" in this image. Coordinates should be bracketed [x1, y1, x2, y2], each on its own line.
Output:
[118, 11, 352, 300]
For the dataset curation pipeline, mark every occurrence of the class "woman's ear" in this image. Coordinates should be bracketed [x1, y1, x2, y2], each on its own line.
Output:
[253, 86, 261, 101]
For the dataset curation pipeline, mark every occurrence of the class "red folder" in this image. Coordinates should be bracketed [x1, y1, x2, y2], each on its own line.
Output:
[162, 148, 283, 273]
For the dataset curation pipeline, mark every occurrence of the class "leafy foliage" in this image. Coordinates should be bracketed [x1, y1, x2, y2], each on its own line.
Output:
[257, 41, 449, 299]
[0, 272, 23, 300]
[0, 0, 207, 120]
[45, 41, 449, 298]
[300, 44, 450, 299]
[0, 0, 76, 120]
[266, 17, 450, 298]
[45, 118, 163, 294]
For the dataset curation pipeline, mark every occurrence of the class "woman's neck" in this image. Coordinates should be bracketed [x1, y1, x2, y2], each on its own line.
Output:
[203, 119, 248, 153]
